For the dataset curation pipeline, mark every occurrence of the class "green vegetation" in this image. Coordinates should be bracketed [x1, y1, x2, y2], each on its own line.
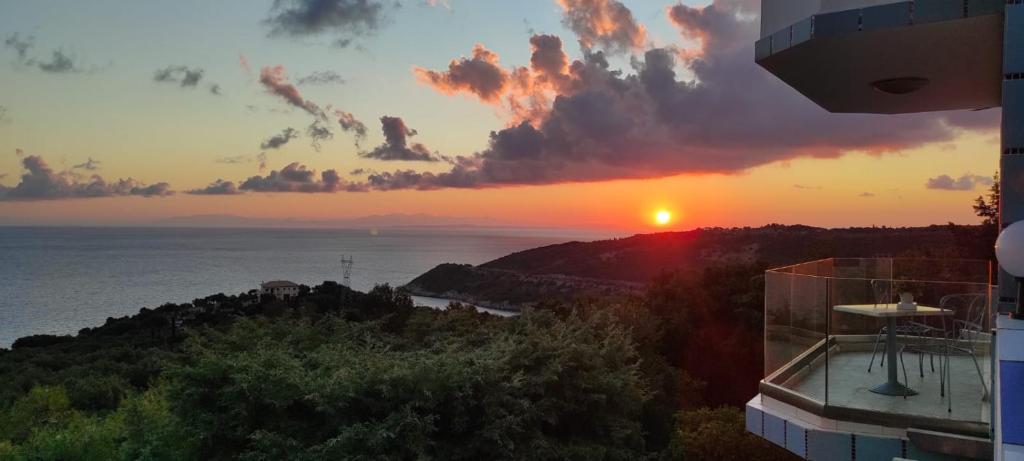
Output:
[0, 277, 791, 460]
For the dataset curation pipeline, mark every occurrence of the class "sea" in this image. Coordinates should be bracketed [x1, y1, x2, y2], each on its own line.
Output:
[0, 226, 621, 348]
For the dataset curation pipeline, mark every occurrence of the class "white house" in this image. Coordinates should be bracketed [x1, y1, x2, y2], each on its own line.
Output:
[259, 280, 300, 300]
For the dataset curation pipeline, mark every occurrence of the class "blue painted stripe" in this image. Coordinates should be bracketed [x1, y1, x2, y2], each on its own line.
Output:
[745, 404, 763, 436]
[855, 434, 902, 461]
[808, 429, 852, 461]
[1002, 361, 1024, 445]
[764, 411, 787, 448]
[786, 418, 807, 459]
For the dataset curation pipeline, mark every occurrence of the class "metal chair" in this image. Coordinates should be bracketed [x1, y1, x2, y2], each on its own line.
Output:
[867, 280, 942, 375]
[940, 293, 990, 408]
[897, 293, 990, 412]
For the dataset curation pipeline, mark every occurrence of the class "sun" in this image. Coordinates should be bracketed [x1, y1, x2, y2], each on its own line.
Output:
[655, 210, 672, 226]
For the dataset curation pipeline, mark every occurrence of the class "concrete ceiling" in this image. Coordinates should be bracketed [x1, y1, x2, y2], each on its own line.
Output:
[758, 15, 1004, 114]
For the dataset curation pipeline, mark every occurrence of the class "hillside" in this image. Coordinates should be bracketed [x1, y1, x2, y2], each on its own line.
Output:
[404, 224, 977, 308]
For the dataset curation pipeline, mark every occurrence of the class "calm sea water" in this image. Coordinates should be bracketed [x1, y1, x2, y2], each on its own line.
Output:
[0, 226, 617, 347]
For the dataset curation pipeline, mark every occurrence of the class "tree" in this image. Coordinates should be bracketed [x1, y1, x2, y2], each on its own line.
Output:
[974, 173, 1000, 226]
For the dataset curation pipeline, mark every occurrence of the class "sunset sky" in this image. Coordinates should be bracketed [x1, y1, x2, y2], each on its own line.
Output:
[0, 0, 1002, 231]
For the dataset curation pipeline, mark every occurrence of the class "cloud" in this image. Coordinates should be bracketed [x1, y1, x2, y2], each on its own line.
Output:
[414, 44, 509, 102]
[239, 54, 252, 76]
[4, 34, 86, 74]
[858, 192, 875, 198]
[307, 121, 334, 151]
[154, 65, 204, 87]
[413, 35, 571, 124]
[264, 0, 390, 47]
[335, 109, 368, 145]
[239, 161, 363, 192]
[257, 152, 268, 172]
[3, 33, 33, 60]
[0, 105, 7, 123]
[215, 155, 252, 164]
[259, 65, 324, 117]
[556, 0, 647, 53]
[925, 173, 995, 191]
[34, 49, 79, 73]
[298, 70, 345, 85]
[360, 116, 441, 161]
[187, 179, 242, 195]
[377, 0, 996, 192]
[72, 157, 101, 171]
[0, 155, 173, 200]
[260, 127, 300, 150]
[210, 84, 223, 95]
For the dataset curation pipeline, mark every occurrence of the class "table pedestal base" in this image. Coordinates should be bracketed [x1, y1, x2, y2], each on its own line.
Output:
[870, 382, 917, 396]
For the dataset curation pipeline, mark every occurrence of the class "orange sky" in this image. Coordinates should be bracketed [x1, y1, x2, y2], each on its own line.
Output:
[0, 130, 998, 231]
[0, 1, 1002, 231]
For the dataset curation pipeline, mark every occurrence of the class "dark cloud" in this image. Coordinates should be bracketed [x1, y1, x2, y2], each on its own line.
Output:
[925, 174, 995, 191]
[556, 0, 647, 53]
[188, 179, 241, 195]
[239, 161, 363, 192]
[4, 34, 86, 74]
[264, 0, 389, 47]
[3, 33, 33, 60]
[377, 0, 997, 192]
[298, 70, 345, 85]
[529, 34, 569, 81]
[260, 127, 300, 150]
[209, 84, 222, 95]
[131, 183, 174, 197]
[153, 65, 206, 88]
[335, 109, 368, 145]
[361, 116, 441, 162]
[414, 44, 509, 102]
[307, 121, 334, 151]
[35, 49, 79, 73]
[259, 65, 324, 117]
[0, 155, 173, 201]
[72, 157, 101, 171]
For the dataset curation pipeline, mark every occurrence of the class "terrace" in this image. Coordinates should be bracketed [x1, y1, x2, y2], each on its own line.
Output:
[760, 258, 993, 440]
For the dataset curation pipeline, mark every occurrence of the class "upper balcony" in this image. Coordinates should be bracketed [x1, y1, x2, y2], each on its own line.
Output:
[756, 0, 1005, 114]
[760, 258, 993, 449]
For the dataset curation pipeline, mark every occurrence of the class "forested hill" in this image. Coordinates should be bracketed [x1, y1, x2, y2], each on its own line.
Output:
[405, 224, 985, 308]
[481, 224, 966, 281]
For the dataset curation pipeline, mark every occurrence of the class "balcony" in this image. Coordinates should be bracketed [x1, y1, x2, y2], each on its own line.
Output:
[753, 258, 994, 459]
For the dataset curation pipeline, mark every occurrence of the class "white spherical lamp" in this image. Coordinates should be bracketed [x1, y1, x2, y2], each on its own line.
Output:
[997, 221, 1024, 277]
[998, 221, 1024, 316]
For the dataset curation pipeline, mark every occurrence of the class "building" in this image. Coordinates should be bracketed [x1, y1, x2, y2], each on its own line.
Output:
[260, 280, 300, 300]
[749, 1, 1024, 460]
